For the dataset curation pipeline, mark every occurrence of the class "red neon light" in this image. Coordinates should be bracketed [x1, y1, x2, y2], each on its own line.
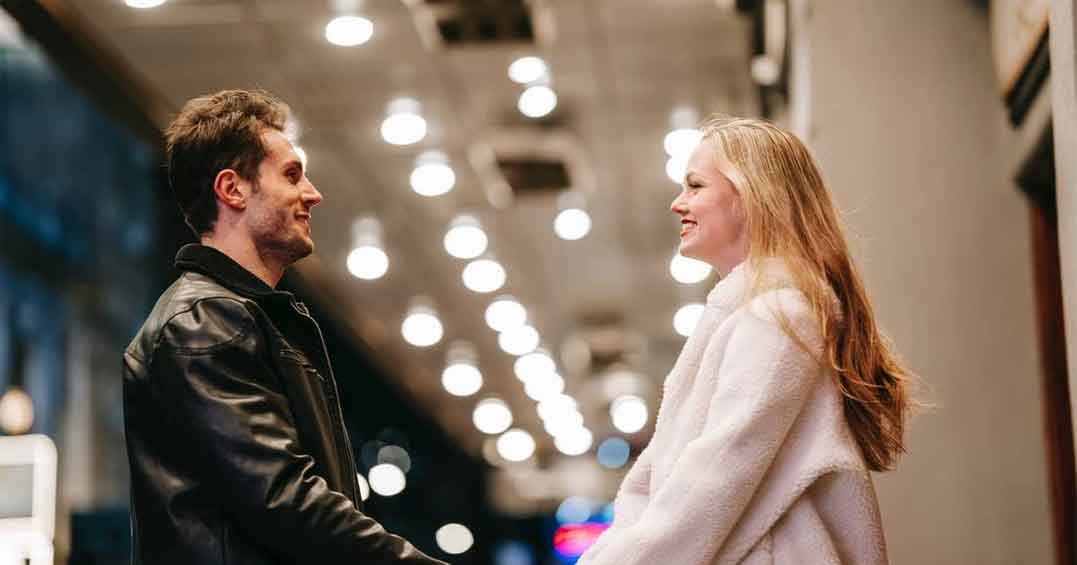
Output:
[553, 522, 609, 557]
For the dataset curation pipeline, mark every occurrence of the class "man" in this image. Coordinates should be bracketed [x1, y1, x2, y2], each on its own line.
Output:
[123, 89, 447, 564]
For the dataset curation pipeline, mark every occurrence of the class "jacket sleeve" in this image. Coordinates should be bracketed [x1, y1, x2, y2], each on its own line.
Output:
[583, 444, 654, 556]
[578, 290, 822, 565]
[151, 297, 447, 565]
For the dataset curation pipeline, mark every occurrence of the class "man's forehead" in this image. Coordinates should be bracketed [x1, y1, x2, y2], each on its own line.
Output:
[261, 129, 298, 163]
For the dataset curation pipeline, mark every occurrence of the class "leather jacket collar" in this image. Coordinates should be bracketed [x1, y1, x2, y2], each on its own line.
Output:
[174, 244, 295, 304]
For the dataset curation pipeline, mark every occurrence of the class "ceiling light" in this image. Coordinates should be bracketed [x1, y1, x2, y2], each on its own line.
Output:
[673, 303, 704, 337]
[442, 341, 482, 397]
[377, 445, 412, 473]
[543, 411, 584, 437]
[496, 428, 536, 462]
[518, 85, 557, 118]
[0, 387, 33, 435]
[401, 299, 443, 347]
[498, 324, 540, 356]
[665, 153, 690, 184]
[537, 394, 577, 422]
[669, 252, 711, 284]
[610, 395, 648, 433]
[554, 427, 593, 456]
[665, 108, 700, 184]
[663, 128, 702, 157]
[381, 98, 426, 146]
[508, 56, 549, 84]
[524, 373, 565, 402]
[347, 217, 388, 280]
[435, 523, 474, 555]
[325, 15, 374, 47]
[462, 258, 506, 293]
[442, 363, 482, 397]
[347, 246, 388, 280]
[125, 0, 166, 7]
[514, 350, 555, 383]
[368, 463, 406, 496]
[555, 190, 591, 241]
[751, 54, 781, 86]
[355, 473, 371, 501]
[444, 214, 488, 259]
[410, 150, 455, 197]
[473, 398, 513, 435]
[554, 208, 591, 241]
[485, 296, 527, 332]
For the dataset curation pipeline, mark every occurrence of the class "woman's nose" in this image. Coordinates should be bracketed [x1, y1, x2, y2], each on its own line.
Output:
[670, 191, 687, 215]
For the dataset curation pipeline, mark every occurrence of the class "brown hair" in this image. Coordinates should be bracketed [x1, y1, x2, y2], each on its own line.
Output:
[164, 89, 290, 235]
[701, 114, 913, 472]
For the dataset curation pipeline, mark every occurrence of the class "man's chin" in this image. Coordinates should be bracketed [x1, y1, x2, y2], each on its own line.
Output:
[277, 238, 314, 267]
[293, 240, 315, 262]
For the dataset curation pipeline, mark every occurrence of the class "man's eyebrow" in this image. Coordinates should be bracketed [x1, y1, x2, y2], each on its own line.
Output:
[283, 158, 304, 174]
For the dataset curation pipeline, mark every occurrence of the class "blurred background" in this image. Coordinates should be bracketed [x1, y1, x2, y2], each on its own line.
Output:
[0, 0, 1073, 563]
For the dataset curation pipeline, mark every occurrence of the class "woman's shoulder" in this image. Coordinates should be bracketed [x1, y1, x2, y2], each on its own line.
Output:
[726, 288, 826, 356]
[726, 288, 817, 341]
[743, 287, 813, 322]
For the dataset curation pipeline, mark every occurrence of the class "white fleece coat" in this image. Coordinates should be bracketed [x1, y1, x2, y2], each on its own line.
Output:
[579, 262, 887, 565]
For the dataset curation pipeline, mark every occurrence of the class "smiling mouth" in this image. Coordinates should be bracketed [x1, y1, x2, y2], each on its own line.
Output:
[680, 221, 696, 236]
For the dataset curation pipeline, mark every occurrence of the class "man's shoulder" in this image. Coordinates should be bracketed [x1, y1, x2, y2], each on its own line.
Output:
[127, 273, 261, 362]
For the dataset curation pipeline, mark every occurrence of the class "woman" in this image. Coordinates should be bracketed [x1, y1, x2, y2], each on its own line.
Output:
[579, 115, 911, 565]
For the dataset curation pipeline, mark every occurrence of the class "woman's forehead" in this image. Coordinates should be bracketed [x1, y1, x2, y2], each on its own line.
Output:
[687, 138, 727, 175]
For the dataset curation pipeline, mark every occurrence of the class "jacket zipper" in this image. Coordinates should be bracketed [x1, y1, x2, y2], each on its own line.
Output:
[292, 301, 362, 508]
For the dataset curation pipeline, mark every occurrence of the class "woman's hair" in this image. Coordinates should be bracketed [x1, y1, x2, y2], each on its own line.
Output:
[700, 114, 912, 472]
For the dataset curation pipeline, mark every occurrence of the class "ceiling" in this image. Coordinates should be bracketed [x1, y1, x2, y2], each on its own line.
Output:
[60, 0, 755, 490]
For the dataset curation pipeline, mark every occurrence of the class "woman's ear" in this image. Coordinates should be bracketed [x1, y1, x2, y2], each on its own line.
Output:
[212, 169, 246, 211]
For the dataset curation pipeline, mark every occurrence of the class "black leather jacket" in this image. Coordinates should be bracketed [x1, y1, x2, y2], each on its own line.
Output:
[123, 244, 446, 565]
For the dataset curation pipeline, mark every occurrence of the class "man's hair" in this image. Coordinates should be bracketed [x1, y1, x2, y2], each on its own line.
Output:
[164, 89, 290, 235]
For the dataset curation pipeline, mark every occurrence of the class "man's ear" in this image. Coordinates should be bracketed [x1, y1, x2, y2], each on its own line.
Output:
[213, 169, 247, 211]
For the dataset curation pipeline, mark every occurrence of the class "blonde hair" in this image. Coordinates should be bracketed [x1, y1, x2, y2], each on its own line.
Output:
[701, 114, 911, 472]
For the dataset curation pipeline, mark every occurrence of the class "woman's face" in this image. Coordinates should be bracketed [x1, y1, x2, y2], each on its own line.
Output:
[670, 138, 748, 275]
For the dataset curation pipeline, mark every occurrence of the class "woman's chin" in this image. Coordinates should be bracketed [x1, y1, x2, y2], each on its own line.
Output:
[678, 240, 701, 260]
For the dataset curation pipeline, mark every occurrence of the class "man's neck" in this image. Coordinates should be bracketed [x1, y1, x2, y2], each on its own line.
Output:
[200, 234, 284, 288]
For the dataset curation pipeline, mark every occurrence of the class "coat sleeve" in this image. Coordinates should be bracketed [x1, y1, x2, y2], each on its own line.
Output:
[578, 290, 823, 565]
[151, 297, 446, 565]
[584, 443, 655, 556]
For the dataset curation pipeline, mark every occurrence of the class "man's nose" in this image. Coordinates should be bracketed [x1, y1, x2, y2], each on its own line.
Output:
[304, 182, 323, 208]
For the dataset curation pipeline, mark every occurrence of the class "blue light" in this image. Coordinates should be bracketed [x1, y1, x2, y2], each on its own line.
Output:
[556, 496, 594, 525]
[600, 502, 614, 523]
[596, 437, 630, 469]
[494, 540, 534, 565]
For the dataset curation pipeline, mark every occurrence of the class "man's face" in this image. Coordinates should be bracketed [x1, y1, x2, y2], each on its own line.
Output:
[245, 129, 323, 266]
